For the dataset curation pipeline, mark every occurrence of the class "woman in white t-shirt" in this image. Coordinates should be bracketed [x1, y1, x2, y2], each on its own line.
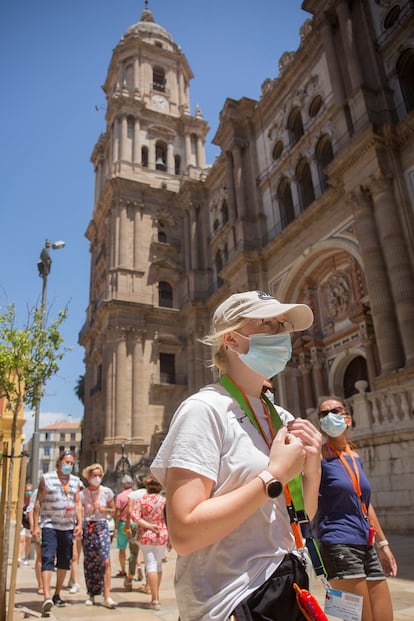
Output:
[80, 464, 116, 609]
[151, 291, 322, 621]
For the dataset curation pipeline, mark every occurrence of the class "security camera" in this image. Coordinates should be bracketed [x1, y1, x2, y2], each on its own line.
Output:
[52, 241, 66, 249]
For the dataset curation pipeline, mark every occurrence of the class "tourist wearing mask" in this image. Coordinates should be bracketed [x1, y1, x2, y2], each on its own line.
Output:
[32, 450, 82, 616]
[81, 463, 117, 608]
[152, 290, 322, 620]
[315, 396, 397, 621]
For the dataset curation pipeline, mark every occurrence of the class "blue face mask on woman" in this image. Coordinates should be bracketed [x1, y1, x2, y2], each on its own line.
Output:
[234, 332, 292, 379]
[61, 463, 73, 475]
[320, 412, 347, 437]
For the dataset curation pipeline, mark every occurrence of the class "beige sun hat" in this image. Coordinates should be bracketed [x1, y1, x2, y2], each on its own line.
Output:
[213, 290, 313, 332]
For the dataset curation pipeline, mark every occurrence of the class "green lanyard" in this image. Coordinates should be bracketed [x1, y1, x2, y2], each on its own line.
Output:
[219, 374, 326, 579]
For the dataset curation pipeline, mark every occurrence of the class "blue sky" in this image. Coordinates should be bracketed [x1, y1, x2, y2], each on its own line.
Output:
[0, 1, 308, 441]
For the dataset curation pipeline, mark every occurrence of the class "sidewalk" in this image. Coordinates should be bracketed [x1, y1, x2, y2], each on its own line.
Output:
[10, 533, 414, 620]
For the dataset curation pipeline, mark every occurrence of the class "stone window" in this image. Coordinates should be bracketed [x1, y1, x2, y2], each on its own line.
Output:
[315, 135, 334, 192]
[272, 140, 283, 161]
[141, 146, 149, 167]
[277, 178, 295, 229]
[309, 95, 323, 118]
[160, 353, 175, 384]
[383, 5, 401, 29]
[287, 107, 304, 147]
[296, 159, 315, 210]
[155, 141, 167, 170]
[397, 49, 414, 113]
[174, 154, 181, 175]
[159, 281, 173, 307]
[153, 66, 166, 92]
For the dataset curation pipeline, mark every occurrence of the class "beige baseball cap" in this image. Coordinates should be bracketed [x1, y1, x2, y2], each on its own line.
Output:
[213, 290, 313, 332]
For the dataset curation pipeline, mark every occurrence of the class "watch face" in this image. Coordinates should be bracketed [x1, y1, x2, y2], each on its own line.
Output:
[267, 480, 283, 498]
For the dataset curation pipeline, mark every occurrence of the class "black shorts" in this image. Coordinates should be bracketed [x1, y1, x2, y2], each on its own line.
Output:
[318, 542, 385, 581]
[232, 553, 309, 621]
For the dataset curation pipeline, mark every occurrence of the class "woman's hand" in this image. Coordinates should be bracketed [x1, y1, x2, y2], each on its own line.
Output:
[378, 546, 398, 577]
[268, 426, 306, 484]
[287, 418, 322, 457]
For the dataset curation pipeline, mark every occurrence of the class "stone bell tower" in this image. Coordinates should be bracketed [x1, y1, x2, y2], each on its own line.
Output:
[80, 5, 209, 470]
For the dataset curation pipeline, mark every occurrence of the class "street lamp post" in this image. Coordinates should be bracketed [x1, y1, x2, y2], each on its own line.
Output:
[31, 239, 65, 486]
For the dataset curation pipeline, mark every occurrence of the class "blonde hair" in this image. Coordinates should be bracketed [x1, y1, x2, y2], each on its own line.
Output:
[199, 317, 251, 373]
[82, 463, 104, 479]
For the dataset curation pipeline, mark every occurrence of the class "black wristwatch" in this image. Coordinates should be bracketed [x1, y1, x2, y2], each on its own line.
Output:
[257, 470, 283, 498]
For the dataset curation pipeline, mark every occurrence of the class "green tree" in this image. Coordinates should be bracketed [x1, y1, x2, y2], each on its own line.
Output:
[0, 302, 68, 619]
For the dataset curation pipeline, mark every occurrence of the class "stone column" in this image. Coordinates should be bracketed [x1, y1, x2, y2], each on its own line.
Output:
[133, 118, 140, 164]
[351, 187, 404, 372]
[232, 143, 246, 217]
[167, 142, 174, 174]
[290, 177, 301, 217]
[224, 152, 237, 220]
[184, 133, 191, 168]
[196, 136, 205, 168]
[112, 118, 120, 162]
[319, 15, 346, 108]
[115, 332, 128, 438]
[369, 176, 414, 365]
[120, 115, 128, 161]
[190, 205, 198, 270]
[103, 339, 114, 441]
[299, 355, 313, 411]
[134, 57, 139, 91]
[119, 202, 129, 267]
[131, 333, 144, 439]
[336, 0, 363, 91]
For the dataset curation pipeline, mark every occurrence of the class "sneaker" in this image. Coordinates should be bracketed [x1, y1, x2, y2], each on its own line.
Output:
[85, 595, 95, 606]
[151, 600, 161, 611]
[52, 594, 67, 607]
[69, 583, 80, 594]
[103, 597, 117, 609]
[22, 559, 29, 566]
[41, 599, 53, 616]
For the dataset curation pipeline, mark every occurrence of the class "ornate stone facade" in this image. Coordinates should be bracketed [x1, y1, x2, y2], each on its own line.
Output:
[81, 2, 414, 530]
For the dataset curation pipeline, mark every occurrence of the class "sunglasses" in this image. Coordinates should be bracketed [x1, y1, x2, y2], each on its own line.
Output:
[318, 406, 346, 418]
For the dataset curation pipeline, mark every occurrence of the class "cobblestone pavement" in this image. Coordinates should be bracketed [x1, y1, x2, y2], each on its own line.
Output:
[9, 533, 414, 620]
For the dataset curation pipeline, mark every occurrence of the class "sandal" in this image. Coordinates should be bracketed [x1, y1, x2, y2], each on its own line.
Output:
[115, 570, 127, 577]
[151, 601, 161, 611]
[137, 585, 151, 594]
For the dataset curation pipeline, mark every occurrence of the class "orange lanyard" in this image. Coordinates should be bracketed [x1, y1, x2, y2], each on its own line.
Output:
[327, 443, 368, 517]
[230, 377, 304, 549]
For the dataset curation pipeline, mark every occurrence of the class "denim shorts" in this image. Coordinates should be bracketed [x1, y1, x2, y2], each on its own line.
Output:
[41, 527, 73, 571]
[318, 542, 385, 581]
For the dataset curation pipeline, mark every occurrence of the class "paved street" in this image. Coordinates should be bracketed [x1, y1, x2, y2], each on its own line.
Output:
[9, 533, 414, 620]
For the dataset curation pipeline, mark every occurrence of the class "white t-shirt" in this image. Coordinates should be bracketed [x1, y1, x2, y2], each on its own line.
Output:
[151, 383, 297, 621]
[81, 486, 114, 522]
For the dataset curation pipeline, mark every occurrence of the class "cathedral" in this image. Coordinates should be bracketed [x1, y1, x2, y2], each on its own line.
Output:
[80, 1, 414, 531]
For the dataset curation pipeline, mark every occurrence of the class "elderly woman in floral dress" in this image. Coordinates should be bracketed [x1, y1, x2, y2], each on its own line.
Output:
[80, 463, 117, 609]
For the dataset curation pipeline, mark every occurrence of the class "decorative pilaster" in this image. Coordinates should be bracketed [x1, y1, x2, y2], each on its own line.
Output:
[370, 175, 414, 366]
[351, 186, 404, 372]
[232, 143, 246, 217]
[336, 0, 363, 92]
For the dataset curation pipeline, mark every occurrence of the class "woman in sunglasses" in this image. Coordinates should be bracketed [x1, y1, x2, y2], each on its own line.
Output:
[315, 396, 397, 621]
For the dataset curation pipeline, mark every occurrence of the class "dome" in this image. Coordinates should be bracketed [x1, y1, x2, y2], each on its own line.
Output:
[121, 8, 176, 50]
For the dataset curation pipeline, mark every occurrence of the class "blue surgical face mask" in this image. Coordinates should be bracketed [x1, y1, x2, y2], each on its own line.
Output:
[26, 491, 32, 497]
[61, 463, 73, 475]
[233, 332, 292, 378]
[320, 412, 347, 437]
